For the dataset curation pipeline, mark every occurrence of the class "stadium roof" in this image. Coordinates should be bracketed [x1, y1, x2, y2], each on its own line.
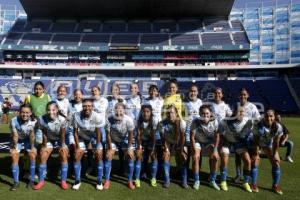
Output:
[20, 0, 235, 19]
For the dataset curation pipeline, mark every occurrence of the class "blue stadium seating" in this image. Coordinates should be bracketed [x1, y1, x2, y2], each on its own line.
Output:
[153, 21, 177, 33]
[201, 33, 232, 45]
[102, 21, 126, 33]
[76, 22, 101, 33]
[81, 34, 110, 46]
[128, 21, 152, 33]
[52, 34, 81, 45]
[24, 20, 52, 32]
[233, 32, 249, 45]
[110, 34, 139, 46]
[50, 21, 77, 33]
[3, 32, 22, 44]
[178, 20, 203, 32]
[170, 34, 200, 45]
[21, 33, 52, 45]
[140, 34, 169, 45]
[204, 19, 230, 30]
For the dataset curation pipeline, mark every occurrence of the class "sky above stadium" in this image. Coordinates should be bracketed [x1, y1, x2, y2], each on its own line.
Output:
[0, 0, 300, 9]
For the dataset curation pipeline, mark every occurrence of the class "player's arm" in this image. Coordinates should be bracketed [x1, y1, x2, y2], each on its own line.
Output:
[128, 129, 134, 149]
[10, 122, 18, 149]
[74, 127, 79, 149]
[42, 128, 48, 148]
[213, 131, 220, 155]
[190, 128, 196, 153]
[137, 128, 142, 150]
[29, 128, 35, 150]
[150, 128, 156, 152]
[60, 126, 67, 148]
[95, 127, 102, 150]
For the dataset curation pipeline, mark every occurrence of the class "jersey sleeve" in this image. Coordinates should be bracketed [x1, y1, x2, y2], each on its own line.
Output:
[95, 114, 105, 128]
[252, 105, 261, 120]
[225, 104, 233, 118]
[276, 123, 284, 137]
[214, 119, 220, 133]
[180, 120, 187, 133]
[9, 119, 17, 134]
[126, 117, 135, 132]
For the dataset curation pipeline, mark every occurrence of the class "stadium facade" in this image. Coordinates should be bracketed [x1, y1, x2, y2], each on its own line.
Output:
[0, 0, 299, 115]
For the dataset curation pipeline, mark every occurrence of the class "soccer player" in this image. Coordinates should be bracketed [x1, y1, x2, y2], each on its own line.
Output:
[89, 86, 108, 174]
[190, 105, 220, 190]
[135, 104, 158, 187]
[219, 106, 254, 192]
[24, 81, 51, 144]
[126, 82, 143, 123]
[158, 105, 186, 188]
[252, 108, 283, 195]
[104, 103, 136, 190]
[211, 88, 232, 122]
[237, 88, 261, 183]
[54, 85, 70, 117]
[71, 98, 105, 191]
[107, 83, 126, 118]
[9, 104, 37, 191]
[183, 84, 202, 188]
[275, 114, 294, 163]
[33, 101, 69, 190]
[162, 79, 184, 119]
[2, 97, 12, 124]
[142, 84, 164, 179]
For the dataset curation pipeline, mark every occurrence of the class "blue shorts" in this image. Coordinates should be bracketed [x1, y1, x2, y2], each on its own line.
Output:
[46, 140, 62, 149]
[13, 139, 32, 153]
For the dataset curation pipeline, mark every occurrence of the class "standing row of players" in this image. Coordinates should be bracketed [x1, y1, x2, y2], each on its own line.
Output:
[9, 80, 293, 195]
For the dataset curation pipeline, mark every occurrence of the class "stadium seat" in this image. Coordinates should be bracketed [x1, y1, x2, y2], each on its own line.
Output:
[110, 34, 139, 46]
[21, 33, 52, 45]
[140, 34, 169, 45]
[170, 34, 200, 45]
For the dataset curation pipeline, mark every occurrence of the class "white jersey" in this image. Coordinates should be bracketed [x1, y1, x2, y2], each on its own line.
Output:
[39, 115, 66, 141]
[93, 97, 108, 119]
[73, 111, 105, 141]
[220, 117, 254, 143]
[10, 117, 36, 140]
[241, 102, 261, 120]
[158, 119, 186, 145]
[126, 95, 142, 122]
[107, 96, 127, 117]
[138, 119, 159, 141]
[191, 119, 219, 144]
[68, 102, 82, 116]
[211, 101, 232, 122]
[55, 98, 70, 117]
[143, 97, 164, 123]
[106, 115, 135, 144]
[255, 121, 283, 147]
[184, 99, 203, 142]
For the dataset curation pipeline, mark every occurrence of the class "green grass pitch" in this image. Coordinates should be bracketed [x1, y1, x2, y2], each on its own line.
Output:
[0, 117, 299, 200]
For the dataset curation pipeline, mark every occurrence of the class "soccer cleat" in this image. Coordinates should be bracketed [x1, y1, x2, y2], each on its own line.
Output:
[272, 185, 283, 195]
[210, 181, 220, 191]
[150, 178, 157, 187]
[128, 181, 135, 190]
[61, 181, 69, 190]
[193, 181, 200, 190]
[26, 181, 34, 189]
[33, 181, 45, 190]
[220, 181, 228, 191]
[285, 156, 294, 163]
[96, 183, 103, 191]
[233, 175, 241, 183]
[103, 180, 110, 190]
[72, 181, 81, 190]
[10, 182, 20, 191]
[181, 182, 189, 189]
[86, 166, 93, 176]
[163, 182, 170, 189]
[243, 183, 252, 193]
[135, 179, 141, 188]
[251, 184, 259, 193]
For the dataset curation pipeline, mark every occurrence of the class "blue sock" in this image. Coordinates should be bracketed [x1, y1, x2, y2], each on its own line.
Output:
[12, 165, 19, 183]
[61, 163, 68, 182]
[236, 167, 241, 177]
[251, 165, 258, 185]
[272, 166, 281, 186]
[221, 167, 227, 182]
[243, 170, 250, 183]
[30, 161, 36, 182]
[210, 172, 217, 182]
[97, 161, 103, 184]
[135, 160, 141, 180]
[105, 160, 112, 181]
[128, 160, 134, 181]
[74, 162, 81, 181]
[163, 161, 170, 183]
[39, 164, 47, 182]
[151, 160, 158, 179]
[194, 172, 200, 182]
[181, 165, 188, 185]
